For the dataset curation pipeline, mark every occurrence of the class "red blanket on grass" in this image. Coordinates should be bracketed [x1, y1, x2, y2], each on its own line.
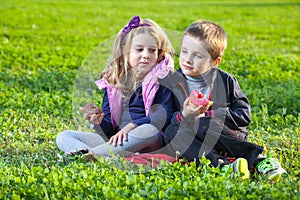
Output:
[125, 153, 236, 168]
[125, 153, 179, 168]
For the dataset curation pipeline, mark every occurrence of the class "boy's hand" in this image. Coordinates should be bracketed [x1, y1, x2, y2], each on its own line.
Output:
[198, 104, 210, 115]
[182, 98, 209, 119]
[182, 98, 201, 119]
[80, 102, 104, 125]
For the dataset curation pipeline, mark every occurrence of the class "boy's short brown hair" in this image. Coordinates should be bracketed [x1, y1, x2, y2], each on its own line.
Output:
[184, 20, 227, 60]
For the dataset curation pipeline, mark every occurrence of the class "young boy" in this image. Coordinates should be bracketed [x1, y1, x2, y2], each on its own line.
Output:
[162, 20, 286, 181]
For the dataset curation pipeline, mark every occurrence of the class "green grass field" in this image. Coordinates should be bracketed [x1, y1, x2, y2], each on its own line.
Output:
[1, 0, 299, 199]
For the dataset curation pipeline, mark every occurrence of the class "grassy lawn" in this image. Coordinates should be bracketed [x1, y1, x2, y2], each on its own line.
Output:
[1, 0, 299, 199]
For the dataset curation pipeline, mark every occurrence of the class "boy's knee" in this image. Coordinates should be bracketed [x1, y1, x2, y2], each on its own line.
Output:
[163, 123, 180, 143]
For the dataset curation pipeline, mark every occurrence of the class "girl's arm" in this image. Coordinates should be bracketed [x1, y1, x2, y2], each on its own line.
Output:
[93, 89, 116, 138]
[131, 85, 174, 131]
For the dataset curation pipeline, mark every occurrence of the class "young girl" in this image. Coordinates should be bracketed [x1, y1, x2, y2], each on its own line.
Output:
[56, 16, 175, 159]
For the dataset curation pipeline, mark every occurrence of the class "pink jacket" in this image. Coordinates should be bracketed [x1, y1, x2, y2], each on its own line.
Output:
[95, 54, 174, 128]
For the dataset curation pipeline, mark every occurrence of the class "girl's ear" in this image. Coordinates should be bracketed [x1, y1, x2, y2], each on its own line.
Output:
[213, 57, 222, 66]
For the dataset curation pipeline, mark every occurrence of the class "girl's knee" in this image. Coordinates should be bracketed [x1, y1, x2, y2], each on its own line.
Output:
[56, 130, 75, 144]
[131, 124, 159, 137]
[130, 124, 159, 137]
[140, 124, 159, 133]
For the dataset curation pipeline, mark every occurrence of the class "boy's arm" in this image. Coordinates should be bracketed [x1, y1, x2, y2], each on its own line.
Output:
[206, 76, 251, 131]
[171, 75, 251, 132]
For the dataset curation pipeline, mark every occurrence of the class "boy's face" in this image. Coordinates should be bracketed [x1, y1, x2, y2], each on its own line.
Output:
[180, 35, 213, 77]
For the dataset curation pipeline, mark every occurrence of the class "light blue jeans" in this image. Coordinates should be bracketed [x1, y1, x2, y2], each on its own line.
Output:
[56, 124, 163, 157]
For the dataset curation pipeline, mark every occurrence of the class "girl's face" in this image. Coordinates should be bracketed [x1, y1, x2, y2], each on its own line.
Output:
[180, 35, 213, 77]
[129, 33, 158, 76]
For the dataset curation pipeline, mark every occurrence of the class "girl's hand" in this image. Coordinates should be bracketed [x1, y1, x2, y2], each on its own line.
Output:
[89, 112, 104, 125]
[109, 123, 136, 146]
[108, 130, 128, 147]
[80, 103, 104, 125]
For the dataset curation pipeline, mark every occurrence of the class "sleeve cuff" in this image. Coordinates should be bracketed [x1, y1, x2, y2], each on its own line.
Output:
[172, 111, 196, 124]
[205, 110, 215, 117]
[179, 111, 195, 124]
[171, 111, 184, 123]
[176, 112, 183, 123]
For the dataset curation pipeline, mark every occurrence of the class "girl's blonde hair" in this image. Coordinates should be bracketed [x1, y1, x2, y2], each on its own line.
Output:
[101, 17, 174, 94]
[184, 20, 227, 60]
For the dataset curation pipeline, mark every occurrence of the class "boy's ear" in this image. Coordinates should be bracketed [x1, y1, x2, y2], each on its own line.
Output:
[213, 57, 222, 66]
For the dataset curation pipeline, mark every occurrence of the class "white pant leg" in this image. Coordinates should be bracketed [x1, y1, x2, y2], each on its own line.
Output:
[56, 130, 106, 154]
[91, 124, 163, 157]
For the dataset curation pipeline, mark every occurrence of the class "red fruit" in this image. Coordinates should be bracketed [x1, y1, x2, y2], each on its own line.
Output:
[189, 89, 213, 107]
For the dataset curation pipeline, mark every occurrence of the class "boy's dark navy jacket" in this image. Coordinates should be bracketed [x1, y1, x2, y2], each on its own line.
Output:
[161, 67, 251, 137]
[160, 68, 263, 168]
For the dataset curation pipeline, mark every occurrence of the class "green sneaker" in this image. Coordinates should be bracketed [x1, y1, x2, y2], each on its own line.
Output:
[256, 157, 287, 182]
[221, 158, 250, 179]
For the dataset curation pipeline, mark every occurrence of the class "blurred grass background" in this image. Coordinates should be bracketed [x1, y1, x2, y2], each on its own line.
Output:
[0, 0, 299, 199]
